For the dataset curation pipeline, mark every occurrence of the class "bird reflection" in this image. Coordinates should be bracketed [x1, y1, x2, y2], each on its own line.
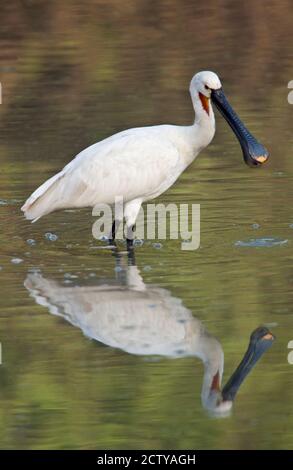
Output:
[24, 253, 274, 416]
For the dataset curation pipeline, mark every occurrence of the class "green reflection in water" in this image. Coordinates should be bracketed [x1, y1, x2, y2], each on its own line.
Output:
[0, 0, 293, 450]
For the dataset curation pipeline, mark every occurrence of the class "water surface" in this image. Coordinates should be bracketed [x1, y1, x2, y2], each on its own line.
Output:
[0, 0, 293, 450]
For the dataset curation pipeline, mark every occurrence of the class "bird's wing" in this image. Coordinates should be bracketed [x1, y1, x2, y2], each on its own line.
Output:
[63, 127, 181, 205]
[21, 127, 182, 221]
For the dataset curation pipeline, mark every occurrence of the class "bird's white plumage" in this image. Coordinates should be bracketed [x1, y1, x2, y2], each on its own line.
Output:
[24, 260, 230, 414]
[21, 71, 222, 223]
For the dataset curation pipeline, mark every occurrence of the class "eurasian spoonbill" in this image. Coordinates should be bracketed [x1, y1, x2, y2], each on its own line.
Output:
[21, 71, 269, 248]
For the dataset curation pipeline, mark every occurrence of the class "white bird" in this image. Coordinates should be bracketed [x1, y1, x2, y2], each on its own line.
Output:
[21, 71, 268, 247]
[24, 255, 274, 415]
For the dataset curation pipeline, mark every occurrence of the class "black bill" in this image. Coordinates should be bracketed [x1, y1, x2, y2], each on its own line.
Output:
[221, 326, 274, 402]
[211, 88, 269, 167]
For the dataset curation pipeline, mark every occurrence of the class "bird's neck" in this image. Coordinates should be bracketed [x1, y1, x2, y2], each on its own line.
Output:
[192, 92, 215, 128]
[182, 93, 215, 156]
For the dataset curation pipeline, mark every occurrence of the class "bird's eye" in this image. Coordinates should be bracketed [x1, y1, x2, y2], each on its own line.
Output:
[205, 85, 209, 90]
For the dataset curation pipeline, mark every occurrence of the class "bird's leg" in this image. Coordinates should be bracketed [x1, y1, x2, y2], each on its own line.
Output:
[108, 219, 121, 246]
[124, 199, 142, 252]
[126, 224, 135, 251]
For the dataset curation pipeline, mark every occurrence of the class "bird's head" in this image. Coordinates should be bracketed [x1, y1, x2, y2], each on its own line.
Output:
[190, 70, 269, 167]
[190, 70, 222, 98]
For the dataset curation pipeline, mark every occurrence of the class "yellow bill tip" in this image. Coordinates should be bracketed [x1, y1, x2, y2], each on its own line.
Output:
[255, 155, 268, 164]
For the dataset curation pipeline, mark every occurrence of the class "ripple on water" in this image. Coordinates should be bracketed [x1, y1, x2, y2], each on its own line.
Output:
[27, 239, 36, 246]
[0, 199, 20, 206]
[133, 239, 144, 247]
[11, 257, 24, 264]
[152, 242, 163, 249]
[235, 238, 288, 248]
[44, 232, 58, 242]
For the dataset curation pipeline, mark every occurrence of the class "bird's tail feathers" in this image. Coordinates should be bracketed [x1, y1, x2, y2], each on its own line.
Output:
[21, 171, 66, 222]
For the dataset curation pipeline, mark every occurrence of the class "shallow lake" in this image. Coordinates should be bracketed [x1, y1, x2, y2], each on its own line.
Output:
[0, 0, 293, 450]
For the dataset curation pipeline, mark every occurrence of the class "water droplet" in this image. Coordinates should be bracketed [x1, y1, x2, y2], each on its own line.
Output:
[114, 266, 123, 273]
[99, 235, 109, 242]
[11, 257, 23, 264]
[27, 238, 36, 246]
[134, 239, 144, 247]
[143, 265, 152, 272]
[64, 273, 78, 279]
[152, 242, 162, 249]
[252, 223, 260, 229]
[44, 232, 58, 242]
